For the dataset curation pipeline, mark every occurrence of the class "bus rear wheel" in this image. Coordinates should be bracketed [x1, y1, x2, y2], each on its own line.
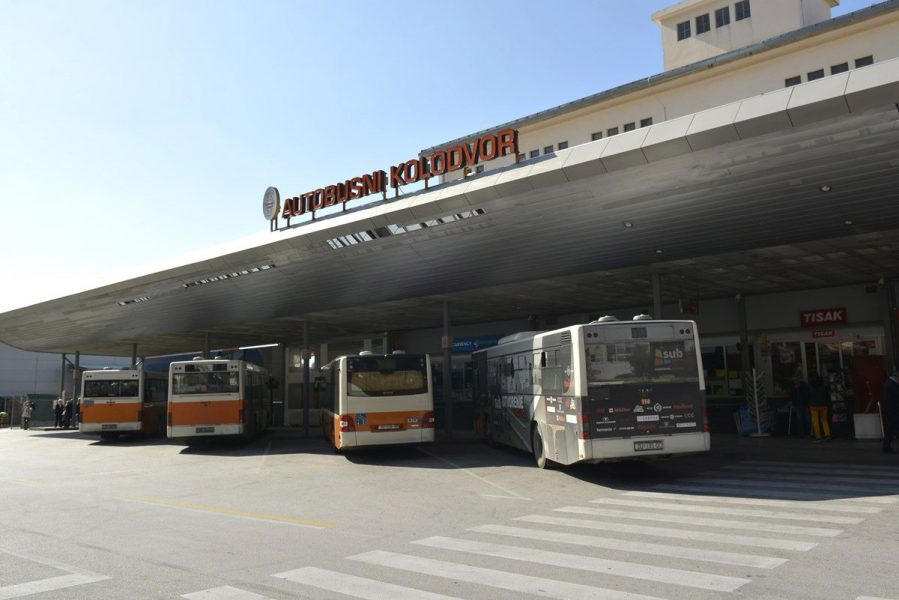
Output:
[532, 425, 549, 469]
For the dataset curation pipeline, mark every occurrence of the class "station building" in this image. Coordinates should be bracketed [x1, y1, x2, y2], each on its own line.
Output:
[2, 0, 899, 436]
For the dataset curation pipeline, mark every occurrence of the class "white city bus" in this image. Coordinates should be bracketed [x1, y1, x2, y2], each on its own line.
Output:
[320, 352, 435, 451]
[167, 359, 269, 440]
[80, 369, 168, 439]
[473, 315, 709, 468]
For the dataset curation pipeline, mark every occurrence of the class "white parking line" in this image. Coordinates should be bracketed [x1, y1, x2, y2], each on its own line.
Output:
[652, 483, 899, 504]
[703, 469, 899, 489]
[469, 523, 786, 568]
[624, 490, 883, 513]
[412, 536, 749, 592]
[274, 567, 463, 600]
[724, 464, 899, 481]
[350, 550, 666, 600]
[182, 585, 275, 599]
[514, 514, 817, 551]
[416, 448, 531, 501]
[554, 505, 843, 537]
[0, 549, 109, 600]
[676, 477, 899, 499]
[589, 497, 863, 524]
[741, 460, 899, 474]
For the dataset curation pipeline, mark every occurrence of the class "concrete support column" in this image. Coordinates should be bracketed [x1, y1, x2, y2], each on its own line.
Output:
[131, 344, 137, 369]
[382, 334, 390, 354]
[737, 293, 751, 381]
[652, 273, 662, 319]
[59, 353, 66, 398]
[363, 338, 373, 353]
[442, 301, 453, 439]
[303, 321, 311, 438]
[73, 351, 80, 399]
[883, 279, 898, 371]
[319, 343, 328, 366]
[203, 334, 210, 359]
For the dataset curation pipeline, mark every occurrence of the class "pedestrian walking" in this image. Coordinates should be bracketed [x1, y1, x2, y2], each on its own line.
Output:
[54, 397, 64, 428]
[21, 397, 33, 430]
[63, 396, 74, 429]
[881, 367, 899, 454]
[790, 375, 812, 438]
[809, 375, 831, 441]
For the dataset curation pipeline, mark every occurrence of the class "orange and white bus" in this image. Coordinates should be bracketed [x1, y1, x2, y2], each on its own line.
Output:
[80, 368, 168, 439]
[320, 352, 435, 451]
[167, 359, 269, 441]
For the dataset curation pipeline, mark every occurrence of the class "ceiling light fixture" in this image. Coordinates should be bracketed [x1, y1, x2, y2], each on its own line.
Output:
[623, 221, 633, 228]
[844, 219, 853, 226]
[819, 184, 832, 192]
[655, 249, 663, 254]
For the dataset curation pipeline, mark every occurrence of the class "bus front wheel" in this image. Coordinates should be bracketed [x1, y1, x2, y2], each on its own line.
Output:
[531, 425, 549, 469]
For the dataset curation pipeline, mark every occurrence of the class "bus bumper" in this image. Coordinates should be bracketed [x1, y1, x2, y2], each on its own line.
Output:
[167, 424, 243, 438]
[579, 432, 710, 462]
[80, 422, 140, 434]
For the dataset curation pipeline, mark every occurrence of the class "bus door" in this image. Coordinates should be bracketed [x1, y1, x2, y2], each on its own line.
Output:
[537, 342, 577, 465]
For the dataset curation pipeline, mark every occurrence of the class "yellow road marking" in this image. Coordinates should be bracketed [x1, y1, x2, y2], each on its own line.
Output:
[119, 495, 334, 528]
[0, 477, 45, 486]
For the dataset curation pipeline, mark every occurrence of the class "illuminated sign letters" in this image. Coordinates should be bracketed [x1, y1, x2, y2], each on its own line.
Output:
[279, 129, 518, 221]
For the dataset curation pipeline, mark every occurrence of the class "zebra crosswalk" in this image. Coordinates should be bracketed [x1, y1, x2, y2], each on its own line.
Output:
[181, 458, 899, 600]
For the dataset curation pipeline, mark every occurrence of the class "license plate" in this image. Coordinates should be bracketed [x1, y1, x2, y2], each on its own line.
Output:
[101, 423, 117, 430]
[634, 440, 664, 452]
[376, 424, 401, 431]
[196, 426, 214, 433]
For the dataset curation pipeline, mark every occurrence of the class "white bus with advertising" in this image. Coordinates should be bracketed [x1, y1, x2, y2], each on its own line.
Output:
[167, 359, 269, 441]
[80, 368, 168, 439]
[473, 315, 709, 468]
[320, 352, 435, 451]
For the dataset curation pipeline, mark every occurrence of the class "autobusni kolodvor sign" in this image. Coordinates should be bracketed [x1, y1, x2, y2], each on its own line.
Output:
[269, 128, 518, 224]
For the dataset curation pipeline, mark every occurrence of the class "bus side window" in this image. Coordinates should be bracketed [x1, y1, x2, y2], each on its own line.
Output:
[540, 352, 547, 368]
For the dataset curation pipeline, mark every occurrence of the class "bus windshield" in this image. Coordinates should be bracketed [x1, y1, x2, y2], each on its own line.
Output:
[83, 379, 139, 398]
[346, 355, 428, 397]
[172, 372, 239, 395]
[587, 339, 699, 383]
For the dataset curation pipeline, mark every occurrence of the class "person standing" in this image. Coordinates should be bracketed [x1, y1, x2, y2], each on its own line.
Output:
[791, 375, 812, 438]
[21, 397, 33, 430]
[62, 395, 74, 429]
[54, 397, 64, 428]
[881, 367, 899, 454]
[808, 375, 831, 441]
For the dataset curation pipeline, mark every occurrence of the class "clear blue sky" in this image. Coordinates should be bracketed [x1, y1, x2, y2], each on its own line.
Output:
[0, 0, 879, 311]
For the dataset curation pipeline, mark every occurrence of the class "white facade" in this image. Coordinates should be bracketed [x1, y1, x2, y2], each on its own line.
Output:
[435, 0, 899, 185]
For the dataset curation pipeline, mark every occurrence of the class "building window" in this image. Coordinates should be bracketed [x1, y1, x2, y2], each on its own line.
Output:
[696, 13, 711, 34]
[855, 55, 874, 68]
[529, 149, 539, 158]
[640, 117, 653, 128]
[785, 75, 801, 87]
[677, 20, 691, 41]
[591, 131, 603, 141]
[557, 141, 568, 150]
[623, 122, 636, 132]
[475, 165, 484, 174]
[807, 69, 825, 81]
[517, 153, 525, 162]
[831, 62, 849, 75]
[715, 6, 730, 27]
[735, 0, 751, 21]
[607, 127, 619, 137]
[543, 145, 554, 155]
